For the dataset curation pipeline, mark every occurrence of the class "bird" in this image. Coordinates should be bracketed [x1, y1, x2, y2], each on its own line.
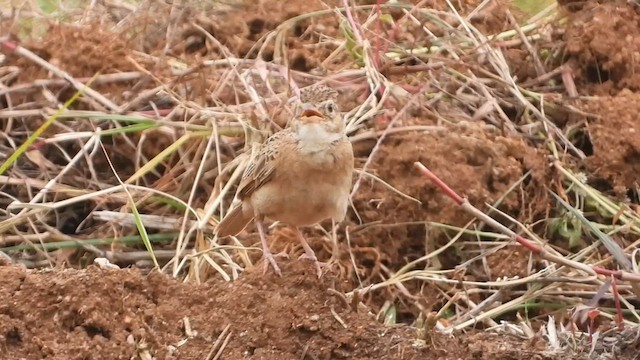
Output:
[215, 85, 354, 277]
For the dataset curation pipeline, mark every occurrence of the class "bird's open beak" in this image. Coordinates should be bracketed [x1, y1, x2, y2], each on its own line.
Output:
[300, 103, 324, 118]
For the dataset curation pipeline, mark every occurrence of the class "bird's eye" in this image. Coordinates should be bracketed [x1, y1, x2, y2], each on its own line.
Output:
[324, 101, 337, 115]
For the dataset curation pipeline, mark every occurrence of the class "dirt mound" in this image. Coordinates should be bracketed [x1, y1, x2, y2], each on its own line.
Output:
[557, 1, 640, 197]
[350, 122, 548, 270]
[563, 0, 640, 95]
[576, 91, 640, 193]
[0, 261, 570, 360]
[0, 262, 419, 359]
[333, 122, 550, 321]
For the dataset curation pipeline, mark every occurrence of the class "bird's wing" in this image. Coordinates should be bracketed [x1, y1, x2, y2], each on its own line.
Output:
[236, 131, 286, 200]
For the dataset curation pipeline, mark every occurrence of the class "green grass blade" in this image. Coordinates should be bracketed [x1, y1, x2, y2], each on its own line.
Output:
[0, 75, 95, 176]
[125, 133, 193, 184]
[129, 197, 160, 269]
[0, 233, 176, 252]
[550, 191, 633, 270]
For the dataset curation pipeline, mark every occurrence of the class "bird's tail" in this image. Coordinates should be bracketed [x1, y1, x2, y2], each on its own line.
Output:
[215, 205, 253, 237]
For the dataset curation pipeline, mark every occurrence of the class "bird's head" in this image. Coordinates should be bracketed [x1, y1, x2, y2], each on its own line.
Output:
[293, 99, 344, 133]
[290, 99, 345, 146]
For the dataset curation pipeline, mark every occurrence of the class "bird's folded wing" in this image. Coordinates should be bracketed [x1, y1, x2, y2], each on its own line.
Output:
[236, 135, 281, 199]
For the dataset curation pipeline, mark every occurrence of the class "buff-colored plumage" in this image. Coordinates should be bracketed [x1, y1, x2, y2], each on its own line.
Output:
[215, 85, 354, 277]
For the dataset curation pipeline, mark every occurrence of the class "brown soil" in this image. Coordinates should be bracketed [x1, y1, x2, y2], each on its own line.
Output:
[559, 0, 640, 197]
[563, 1, 640, 95]
[579, 91, 640, 193]
[350, 122, 548, 269]
[3, 0, 640, 359]
[0, 262, 585, 360]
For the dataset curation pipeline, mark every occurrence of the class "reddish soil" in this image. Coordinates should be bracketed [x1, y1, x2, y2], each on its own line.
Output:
[2, 0, 640, 359]
[0, 262, 560, 360]
[563, 1, 640, 95]
[579, 91, 640, 193]
[560, 1, 640, 196]
[348, 122, 548, 275]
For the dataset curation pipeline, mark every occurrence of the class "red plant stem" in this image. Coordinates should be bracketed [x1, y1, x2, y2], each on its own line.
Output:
[413, 161, 640, 283]
[0, 40, 17, 52]
[611, 275, 624, 330]
[588, 310, 596, 342]
[29, 139, 47, 151]
[414, 162, 464, 205]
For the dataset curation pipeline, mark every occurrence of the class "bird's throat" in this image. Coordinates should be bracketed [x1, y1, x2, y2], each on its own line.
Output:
[295, 123, 342, 153]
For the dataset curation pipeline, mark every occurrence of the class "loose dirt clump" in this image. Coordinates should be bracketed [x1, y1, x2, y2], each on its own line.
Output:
[562, 0, 640, 95]
[576, 91, 640, 193]
[556, 0, 640, 197]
